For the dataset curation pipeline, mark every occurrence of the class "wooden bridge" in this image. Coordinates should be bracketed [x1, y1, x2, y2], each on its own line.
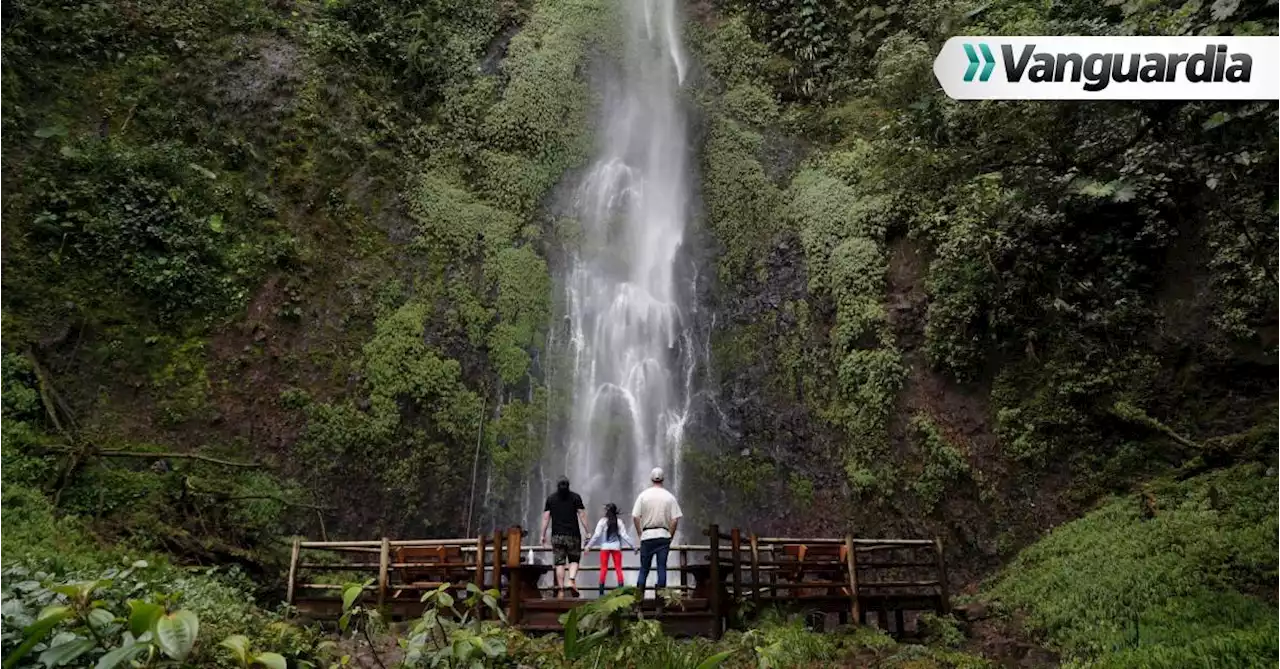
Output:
[285, 525, 950, 638]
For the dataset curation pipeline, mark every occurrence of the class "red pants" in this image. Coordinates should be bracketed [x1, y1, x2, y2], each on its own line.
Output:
[598, 550, 623, 585]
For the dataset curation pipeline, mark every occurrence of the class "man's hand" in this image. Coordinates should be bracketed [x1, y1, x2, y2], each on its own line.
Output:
[541, 535, 549, 547]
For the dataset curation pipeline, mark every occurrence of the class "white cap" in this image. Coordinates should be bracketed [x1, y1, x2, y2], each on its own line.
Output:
[650, 467, 664, 482]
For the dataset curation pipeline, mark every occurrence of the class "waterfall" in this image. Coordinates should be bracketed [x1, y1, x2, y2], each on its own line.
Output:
[535, 0, 695, 551]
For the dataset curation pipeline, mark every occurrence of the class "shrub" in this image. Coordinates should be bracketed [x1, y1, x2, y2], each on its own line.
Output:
[987, 463, 1279, 667]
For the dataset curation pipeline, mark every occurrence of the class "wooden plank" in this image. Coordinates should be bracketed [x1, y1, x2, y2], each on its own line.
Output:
[749, 534, 761, 609]
[855, 581, 942, 588]
[301, 546, 381, 554]
[377, 538, 390, 608]
[748, 581, 862, 590]
[730, 528, 742, 602]
[934, 537, 950, 615]
[298, 561, 478, 570]
[844, 535, 859, 623]
[753, 537, 936, 547]
[854, 561, 941, 569]
[301, 538, 480, 548]
[753, 537, 845, 546]
[286, 537, 301, 605]
[708, 524, 722, 640]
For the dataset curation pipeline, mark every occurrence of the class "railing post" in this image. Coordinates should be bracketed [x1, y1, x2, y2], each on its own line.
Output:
[679, 546, 688, 592]
[768, 544, 777, 598]
[492, 529, 503, 590]
[934, 537, 950, 615]
[377, 537, 390, 608]
[844, 534, 859, 625]
[506, 526, 522, 625]
[286, 537, 301, 606]
[730, 528, 742, 603]
[708, 525, 722, 639]
[749, 533, 760, 609]
[474, 535, 486, 620]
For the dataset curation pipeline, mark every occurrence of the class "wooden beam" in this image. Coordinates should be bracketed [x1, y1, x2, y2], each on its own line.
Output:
[286, 537, 301, 606]
[506, 527, 521, 625]
[492, 529, 503, 590]
[934, 537, 950, 615]
[474, 534, 486, 619]
[844, 535, 859, 624]
[297, 561, 477, 570]
[300, 539, 480, 549]
[853, 580, 943, 588]
[708, 524, 722, 639]
[679, 546, 688, 591]
[377, 538, 390, 608]
[753, 537, 936, 546]
[730, 528, 742, 603]
[749, 534, 760, 609]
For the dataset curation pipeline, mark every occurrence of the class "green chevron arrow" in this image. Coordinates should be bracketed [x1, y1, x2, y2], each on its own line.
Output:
[978, 43, 995, 81]
[963, 43, 980, 81]
[963, 43, 997, 82]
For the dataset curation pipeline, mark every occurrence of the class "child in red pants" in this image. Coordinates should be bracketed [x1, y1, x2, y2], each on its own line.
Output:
[584, 502, 637, 596]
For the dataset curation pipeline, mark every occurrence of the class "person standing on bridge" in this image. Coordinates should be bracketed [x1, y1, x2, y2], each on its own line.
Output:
[585, 502, 637, 597]
[540, 476, 589, 598]
[632, 467, 682, 600]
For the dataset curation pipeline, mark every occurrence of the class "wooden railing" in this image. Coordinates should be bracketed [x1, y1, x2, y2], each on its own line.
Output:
[705, 525, 950, 633]
[285, 525, 950, 638]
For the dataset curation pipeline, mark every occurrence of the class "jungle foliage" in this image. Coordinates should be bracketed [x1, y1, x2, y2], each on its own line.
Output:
[690, 0, 1276, 664]
[987, 463, 1278, 667]
[0, 0, 613, 552]
[694, 0, 1277, 517]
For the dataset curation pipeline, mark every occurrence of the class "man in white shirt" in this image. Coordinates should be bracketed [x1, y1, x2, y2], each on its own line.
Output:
[631, 467, 682, 599]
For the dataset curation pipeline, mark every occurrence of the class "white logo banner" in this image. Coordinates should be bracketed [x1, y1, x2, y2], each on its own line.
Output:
[933, 36, 1280, 100]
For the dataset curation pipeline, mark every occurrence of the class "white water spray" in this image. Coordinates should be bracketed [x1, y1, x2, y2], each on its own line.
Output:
[537, 0, 694, 545]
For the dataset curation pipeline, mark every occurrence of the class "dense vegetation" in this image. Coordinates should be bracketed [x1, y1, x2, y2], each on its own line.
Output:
[2, 0, 1275, 666]
[988, 462, 1277, 667]
[685, 0, 1277, 546]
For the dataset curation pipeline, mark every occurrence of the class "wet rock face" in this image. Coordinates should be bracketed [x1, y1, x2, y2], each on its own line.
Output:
[217, 37, 304, 123]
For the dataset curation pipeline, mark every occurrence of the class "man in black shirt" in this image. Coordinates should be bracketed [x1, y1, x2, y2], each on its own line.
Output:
[540, 476, 589, 598]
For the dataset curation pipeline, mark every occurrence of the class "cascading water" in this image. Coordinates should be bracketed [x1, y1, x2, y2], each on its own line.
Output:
[530, 0, 696, 581]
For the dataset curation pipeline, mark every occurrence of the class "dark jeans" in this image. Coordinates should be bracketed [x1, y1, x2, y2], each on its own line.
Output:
[635, 537, 671, 596]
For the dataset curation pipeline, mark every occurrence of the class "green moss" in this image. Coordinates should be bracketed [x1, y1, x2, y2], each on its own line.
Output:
[701, 115, 782, 284]
[694, 16, 770, 89]
[909, 413, 970, 513]
[0, 484, 104, 572]
[721, 84, 780, 125]
[151, 337, 214, 425]
[788, 473, 815, 506]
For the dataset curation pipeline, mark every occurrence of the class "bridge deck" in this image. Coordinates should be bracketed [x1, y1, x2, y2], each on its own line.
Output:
[286, 525, 950, 638]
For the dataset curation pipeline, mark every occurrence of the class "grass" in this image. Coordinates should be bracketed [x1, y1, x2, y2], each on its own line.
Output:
[986, 462, 1278, 668]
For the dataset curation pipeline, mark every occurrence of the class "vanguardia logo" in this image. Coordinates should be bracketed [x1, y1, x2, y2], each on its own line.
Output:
[997, 44, 1252, 91]
[935, 37, 1279, 101]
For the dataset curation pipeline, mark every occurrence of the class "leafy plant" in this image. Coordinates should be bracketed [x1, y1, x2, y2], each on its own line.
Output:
[0, 568, 202, 669]
[220, 634, 288, 669]
[400, 583, 507, 668]
[558, 587, 636, 661]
